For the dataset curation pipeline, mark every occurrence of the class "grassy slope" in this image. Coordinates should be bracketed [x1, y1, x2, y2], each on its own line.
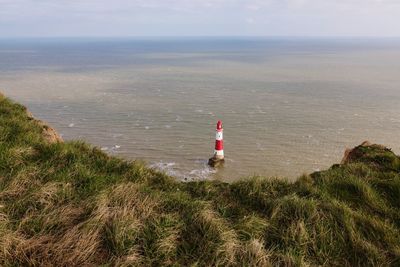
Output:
[0, 94, 399, 267]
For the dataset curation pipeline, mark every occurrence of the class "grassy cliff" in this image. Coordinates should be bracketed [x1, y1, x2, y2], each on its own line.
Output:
[0, 94, 399, 266]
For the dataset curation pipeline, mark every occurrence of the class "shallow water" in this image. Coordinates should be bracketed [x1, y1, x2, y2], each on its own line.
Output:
[1, 37, 400, 181]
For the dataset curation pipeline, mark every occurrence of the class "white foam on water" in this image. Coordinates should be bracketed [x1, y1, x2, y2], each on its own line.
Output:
[150, 161, 179, 177]
[256, 143, 264, 151]
[68, 123, 75, 127]
[150, 161, 216, 181]
[188, 166, 217, 180]
[112, 133, 123, 138]
[256, 106, 266, 114]
[194, 159, 206, 164]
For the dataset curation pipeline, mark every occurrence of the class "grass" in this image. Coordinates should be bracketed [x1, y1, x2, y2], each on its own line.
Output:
[0, 93, 400, 266]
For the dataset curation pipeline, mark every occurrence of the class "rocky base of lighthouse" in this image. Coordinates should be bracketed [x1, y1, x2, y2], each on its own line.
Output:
[208, 157, 225, 168]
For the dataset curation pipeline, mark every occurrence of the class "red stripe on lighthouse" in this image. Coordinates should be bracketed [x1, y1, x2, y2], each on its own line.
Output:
[215, 140, 223, 150]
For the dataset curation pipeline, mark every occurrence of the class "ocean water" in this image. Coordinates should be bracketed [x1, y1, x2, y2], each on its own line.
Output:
[1, 37, 400, 181]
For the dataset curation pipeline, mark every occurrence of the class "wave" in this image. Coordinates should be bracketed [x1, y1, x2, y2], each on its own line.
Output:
[150, 161, 216, 181]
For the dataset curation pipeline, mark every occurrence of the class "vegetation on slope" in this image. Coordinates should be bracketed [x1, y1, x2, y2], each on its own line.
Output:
[0, 93, 399, 266]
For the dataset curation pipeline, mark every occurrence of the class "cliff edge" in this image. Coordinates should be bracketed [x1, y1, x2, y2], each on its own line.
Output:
[0, 93, 399, 266]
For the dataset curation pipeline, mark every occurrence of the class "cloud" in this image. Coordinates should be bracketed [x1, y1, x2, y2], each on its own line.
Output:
[246, 17, 256, 24]
[1, 0, 400, 36]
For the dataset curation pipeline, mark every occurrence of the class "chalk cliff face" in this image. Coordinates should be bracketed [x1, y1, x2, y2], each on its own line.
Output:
[26, 110, 63, 144]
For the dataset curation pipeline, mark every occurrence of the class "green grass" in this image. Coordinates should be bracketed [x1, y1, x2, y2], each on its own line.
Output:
[0, 93, 400, 266]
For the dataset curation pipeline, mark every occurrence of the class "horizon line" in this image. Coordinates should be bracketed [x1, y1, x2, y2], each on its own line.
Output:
[1, 35, 400, 40]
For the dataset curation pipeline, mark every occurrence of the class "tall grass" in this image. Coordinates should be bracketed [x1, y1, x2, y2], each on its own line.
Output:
[0, 93, 399, 266]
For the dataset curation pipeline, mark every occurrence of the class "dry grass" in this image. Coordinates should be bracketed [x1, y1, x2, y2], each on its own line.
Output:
[1, 94, 400, 266]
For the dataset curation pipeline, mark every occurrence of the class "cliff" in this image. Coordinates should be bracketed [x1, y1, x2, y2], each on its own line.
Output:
[0, 93, 399, 266]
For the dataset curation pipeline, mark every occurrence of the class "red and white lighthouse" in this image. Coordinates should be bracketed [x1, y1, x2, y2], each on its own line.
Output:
[214, 120, 224, 159]
[208, 120, 225, 167]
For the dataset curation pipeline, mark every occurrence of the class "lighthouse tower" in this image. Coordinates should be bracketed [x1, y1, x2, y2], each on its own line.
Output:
[208, 120, 225, 167]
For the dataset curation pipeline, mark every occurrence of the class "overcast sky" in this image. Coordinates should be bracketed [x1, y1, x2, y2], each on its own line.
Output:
[1, 0, 400, 37]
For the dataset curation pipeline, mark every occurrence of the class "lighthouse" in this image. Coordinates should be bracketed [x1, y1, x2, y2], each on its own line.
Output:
[208, 120, 225, 167]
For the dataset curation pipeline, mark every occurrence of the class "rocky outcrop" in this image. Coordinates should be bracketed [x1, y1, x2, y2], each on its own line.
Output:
[208, 157, 225, 168]
[341, 141, 387, 164]
[26, 110, 63, 144]
[41, 124, 64, 144]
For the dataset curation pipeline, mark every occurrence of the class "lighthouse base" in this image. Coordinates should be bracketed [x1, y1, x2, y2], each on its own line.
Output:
[208, 157, 225, 168]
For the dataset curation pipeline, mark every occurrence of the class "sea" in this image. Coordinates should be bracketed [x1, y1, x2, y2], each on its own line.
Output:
[1, 37, 399, 181]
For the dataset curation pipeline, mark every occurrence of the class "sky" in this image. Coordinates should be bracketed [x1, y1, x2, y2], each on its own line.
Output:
[1, 0, 400, 37]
